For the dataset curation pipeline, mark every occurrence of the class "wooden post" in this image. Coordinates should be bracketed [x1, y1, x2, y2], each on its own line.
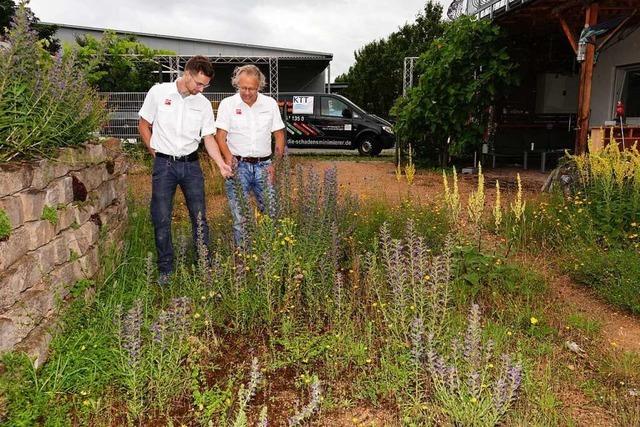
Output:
[575, 2, 599, 154]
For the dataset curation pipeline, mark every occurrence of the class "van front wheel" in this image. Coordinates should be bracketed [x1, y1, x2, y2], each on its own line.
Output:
[357, 136, 379, 156]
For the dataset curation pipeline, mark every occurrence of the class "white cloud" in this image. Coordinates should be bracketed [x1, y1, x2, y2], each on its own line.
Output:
[29, 0, 448, 79]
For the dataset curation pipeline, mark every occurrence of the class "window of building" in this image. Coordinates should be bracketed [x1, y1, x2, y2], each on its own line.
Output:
[614, 64, 640, 122]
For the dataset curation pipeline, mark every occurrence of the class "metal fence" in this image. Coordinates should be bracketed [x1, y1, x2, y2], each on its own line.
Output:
[99, 92, 234, 140]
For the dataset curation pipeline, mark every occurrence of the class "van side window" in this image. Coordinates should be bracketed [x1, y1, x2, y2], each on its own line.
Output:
[321, 97, 349, 117]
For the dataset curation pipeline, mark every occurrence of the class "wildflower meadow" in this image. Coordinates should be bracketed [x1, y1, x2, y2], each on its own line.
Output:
[1, 4, 639, 425]
[2, 146, 640, 426]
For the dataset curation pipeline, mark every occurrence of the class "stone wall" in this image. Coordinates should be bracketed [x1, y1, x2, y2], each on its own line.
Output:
[0, 139, 128, 366]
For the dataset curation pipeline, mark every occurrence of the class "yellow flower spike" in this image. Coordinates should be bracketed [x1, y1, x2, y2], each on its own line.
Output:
[530, 317, 538, 325]
[493, 179, 502, 232]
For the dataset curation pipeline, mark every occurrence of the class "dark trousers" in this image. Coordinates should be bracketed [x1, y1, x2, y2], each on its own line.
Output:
[150, 156, 209, 274]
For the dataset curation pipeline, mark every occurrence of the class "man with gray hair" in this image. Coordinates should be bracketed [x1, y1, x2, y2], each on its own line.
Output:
[215, 64, 285, 246]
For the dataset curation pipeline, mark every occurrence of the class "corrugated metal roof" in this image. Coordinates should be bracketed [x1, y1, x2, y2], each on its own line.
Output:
[45, 22, 333, 59]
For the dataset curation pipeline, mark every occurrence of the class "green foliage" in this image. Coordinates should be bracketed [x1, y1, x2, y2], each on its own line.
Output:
[71, 31, 174, 92]
[0, 208, 11, 240]
[511, 149, 640, 314]
[0, 3, 107, 162]
[336, 1, 444, 118]
[41, 205, 58, 225]
[353, 198, 449, 251]
[567, 246, 640, 315]
[393, 15, 517, 164]
[566, 312, 601, 337]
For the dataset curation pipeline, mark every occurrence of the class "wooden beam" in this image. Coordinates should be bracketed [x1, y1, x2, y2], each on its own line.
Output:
[558, 16, 579, 54]
[575, 2, 599, 154]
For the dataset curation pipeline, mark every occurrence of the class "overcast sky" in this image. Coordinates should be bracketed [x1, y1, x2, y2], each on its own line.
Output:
[29, 0, 449, 80]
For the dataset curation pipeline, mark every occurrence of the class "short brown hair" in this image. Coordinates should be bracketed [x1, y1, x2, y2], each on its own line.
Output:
[185, 55, 214, 78]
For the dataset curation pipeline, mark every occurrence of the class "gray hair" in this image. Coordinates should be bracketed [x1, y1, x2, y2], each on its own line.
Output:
[231, 65, 266, 91]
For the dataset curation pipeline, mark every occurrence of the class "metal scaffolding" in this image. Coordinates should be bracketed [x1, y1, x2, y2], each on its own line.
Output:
[152, 55, 280, 98]
[268, 57, 278, 97]
[402, 56, 418, 96]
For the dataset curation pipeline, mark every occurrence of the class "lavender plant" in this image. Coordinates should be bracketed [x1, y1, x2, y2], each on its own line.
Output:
[288, 376, 322, 426]
[149, 296, 191, 344]
[117, 298, 144, 419]
[257, 406, 269, 427]
[0, 2, 107, 162]
[120, 299, 143, 367]
[231, 357, 263, 427]
[424, 304, 523, 426]
[374, 222, 452, 342]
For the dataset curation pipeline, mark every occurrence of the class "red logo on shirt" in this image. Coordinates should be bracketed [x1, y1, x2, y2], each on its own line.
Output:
[164, 99, 172, 105]
[235, 109, 242, 115]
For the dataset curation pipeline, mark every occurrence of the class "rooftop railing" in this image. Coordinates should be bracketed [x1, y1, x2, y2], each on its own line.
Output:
[467, 0, 533, 19]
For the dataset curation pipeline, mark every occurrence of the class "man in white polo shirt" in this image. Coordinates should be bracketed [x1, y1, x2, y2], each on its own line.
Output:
[138, 55, 232, 285]
[215, 64, 285, 246]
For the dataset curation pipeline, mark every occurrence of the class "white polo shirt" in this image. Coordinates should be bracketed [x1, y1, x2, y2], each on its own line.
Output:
[138, 82, 215, 156]
[215, 93, 285, 158]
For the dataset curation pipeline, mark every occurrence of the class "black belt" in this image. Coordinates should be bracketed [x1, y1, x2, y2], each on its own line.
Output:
[234, 155, 271, 164]
[156, 151, 199, 162]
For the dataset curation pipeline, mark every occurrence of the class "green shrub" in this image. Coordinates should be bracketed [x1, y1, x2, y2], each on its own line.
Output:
[0, 3, 107, 162]
[0, 208, 11, 240]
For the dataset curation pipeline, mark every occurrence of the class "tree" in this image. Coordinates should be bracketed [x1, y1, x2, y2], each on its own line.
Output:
[0, 0, 59, 54]
[0, 0, 15, 34]
[335, 1, 444, 118]
[71, 31, 173, 92]
[393, 16, 517, 166]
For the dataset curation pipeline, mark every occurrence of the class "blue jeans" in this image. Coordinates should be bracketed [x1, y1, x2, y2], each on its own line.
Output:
[224, 160, 275, 246]
[150, 156, 209, 274]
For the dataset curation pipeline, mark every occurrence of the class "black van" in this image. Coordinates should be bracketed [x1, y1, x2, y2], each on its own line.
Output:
[277, 93, 395, 156]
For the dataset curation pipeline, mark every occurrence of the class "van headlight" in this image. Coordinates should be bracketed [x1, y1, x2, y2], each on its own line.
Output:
[382, 126, 394, 135]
